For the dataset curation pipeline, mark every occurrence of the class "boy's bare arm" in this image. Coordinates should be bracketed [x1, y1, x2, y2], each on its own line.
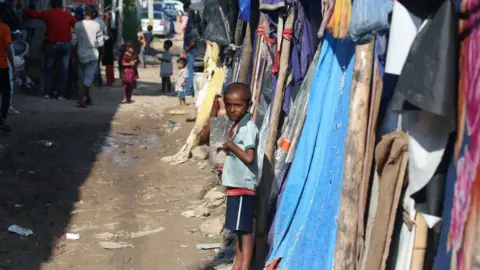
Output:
[223, 142, 255, 164]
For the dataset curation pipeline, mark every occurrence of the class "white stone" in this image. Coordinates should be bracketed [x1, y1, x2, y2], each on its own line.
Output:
[204, 186, 225, 202]
[192, 145, 209, 160]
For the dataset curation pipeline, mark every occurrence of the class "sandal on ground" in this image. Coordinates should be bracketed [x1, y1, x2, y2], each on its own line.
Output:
[76, 102, 87, 108]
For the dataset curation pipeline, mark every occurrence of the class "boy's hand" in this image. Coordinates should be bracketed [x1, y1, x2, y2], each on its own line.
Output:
[222, 141, 233, 152]
[12, 70, 16, 81]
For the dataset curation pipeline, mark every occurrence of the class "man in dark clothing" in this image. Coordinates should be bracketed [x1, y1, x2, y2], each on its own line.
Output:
[183, 2, 200, 96]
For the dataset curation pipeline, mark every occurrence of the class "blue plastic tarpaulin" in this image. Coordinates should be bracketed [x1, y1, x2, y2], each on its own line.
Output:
[267, 33, 355, 269]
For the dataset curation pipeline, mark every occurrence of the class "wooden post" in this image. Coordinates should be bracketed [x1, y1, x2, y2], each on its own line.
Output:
[251, 15, 266, 118]
[356, 59, 383, 267]
[238, 24, 252, 83]
[334, 39, 375, 270]
[254, 7, 295, 268]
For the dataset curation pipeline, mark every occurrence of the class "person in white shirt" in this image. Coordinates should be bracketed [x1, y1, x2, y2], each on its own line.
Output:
[93, 10, 108, 86]
[175, 57, 188, 106]
[71, 5, 104, 108]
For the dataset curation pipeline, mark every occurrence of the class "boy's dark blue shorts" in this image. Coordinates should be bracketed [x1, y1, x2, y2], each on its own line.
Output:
[225, 195, 254, 233]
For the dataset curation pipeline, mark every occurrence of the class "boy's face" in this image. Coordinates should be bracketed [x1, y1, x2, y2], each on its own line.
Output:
[224, 90, 250, 123]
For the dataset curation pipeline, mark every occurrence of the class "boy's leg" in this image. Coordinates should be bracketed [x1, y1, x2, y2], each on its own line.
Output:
[57, 43, 71, 99]
[43, 45, 56, 97]
[233, 232, 243, 270]
[167, 77, 172, 93]
[240, 233, 254, 270]
[0, 68, 12, 127]
[161, 77, 166, 92]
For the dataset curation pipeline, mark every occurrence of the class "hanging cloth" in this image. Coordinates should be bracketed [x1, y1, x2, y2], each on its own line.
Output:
[326, 0, 352, 38]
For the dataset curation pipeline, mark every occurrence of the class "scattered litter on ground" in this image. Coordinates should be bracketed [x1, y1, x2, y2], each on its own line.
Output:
[186, 116, 196, 122]
[30, 140, 57, 147]
[196, 243, 222, 250]
[169, 109, 186, 115]
[95, 232, 115, 240]
[14, 204, 22, 208]
[62, 233, 80, 240]
[179, 245, 189, 248]
[189, 228, 200, 234]
[8, 225, 33, 236]
[166, 198, 179, 202]
[96, 227, 165, 241]
[182, 210, 196, 218]
[130, 227, 165, 239]
[144, 208, 169, 213]
[93, 133, 159, 157]
[168, 119, 177, 125]
[99, 241, 134, 249]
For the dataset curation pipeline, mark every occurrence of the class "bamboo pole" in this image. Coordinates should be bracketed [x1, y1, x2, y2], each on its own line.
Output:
[254, 7, 295, 268]
[238, 24, 253, 83]
[334, 39, 375, 270]
[410, 214, 428, 270]
[356, 59, 383, 267]
[251, 16, 266, 118]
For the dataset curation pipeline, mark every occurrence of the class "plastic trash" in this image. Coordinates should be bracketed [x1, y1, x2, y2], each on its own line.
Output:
[30, 140, 57, 147]
[196, 242, 223, 250]
[8, 225, 33, 236]
[62, 233, 80, 240]
[348, 0, 392, 43]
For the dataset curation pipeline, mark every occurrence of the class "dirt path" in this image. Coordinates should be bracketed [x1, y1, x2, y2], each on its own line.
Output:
[0, 66, 224, 270]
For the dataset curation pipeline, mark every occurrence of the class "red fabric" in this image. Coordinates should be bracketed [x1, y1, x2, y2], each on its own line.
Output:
[272, 50, 280, 74]
[227, 187, 256, 196]
[266, 258, 281, 270]
[106, 64, 115, 84]
[24, 8, 77, 43]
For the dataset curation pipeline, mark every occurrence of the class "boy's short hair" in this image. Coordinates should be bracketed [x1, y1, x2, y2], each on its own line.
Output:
[147, 25, 153, 31]
[177, 57, 187, 66]
[85, 5, 97, 18]
[0, 3, 7, 17]
[164, 40, 173, 48]
[224, 82, 252, 102]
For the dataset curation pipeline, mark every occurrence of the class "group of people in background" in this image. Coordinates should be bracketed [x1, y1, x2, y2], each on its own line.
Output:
[0, 0, 203, 132]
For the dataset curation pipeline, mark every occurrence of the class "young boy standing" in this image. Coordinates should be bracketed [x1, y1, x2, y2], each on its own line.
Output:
[0, 3, 15, 132]
[175, 57, 188, 106]
[221, 83, 258, 270]
[160, 40, 173, 93]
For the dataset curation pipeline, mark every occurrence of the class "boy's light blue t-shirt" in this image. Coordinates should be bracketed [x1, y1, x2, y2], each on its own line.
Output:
[221, 113, 259, 191]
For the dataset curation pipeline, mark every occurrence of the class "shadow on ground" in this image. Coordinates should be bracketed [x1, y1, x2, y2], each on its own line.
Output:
[0, 95, 121, 269]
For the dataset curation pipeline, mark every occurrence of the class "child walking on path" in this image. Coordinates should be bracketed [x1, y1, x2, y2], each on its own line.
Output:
[160, 40, 173, 93]
[175, 57, 188, 106]
[121, 42, 138, 103]
[221, 83, 258, 270]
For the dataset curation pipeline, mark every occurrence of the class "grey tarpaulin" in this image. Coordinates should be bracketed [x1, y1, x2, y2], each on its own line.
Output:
[202, 0, 238, 46]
